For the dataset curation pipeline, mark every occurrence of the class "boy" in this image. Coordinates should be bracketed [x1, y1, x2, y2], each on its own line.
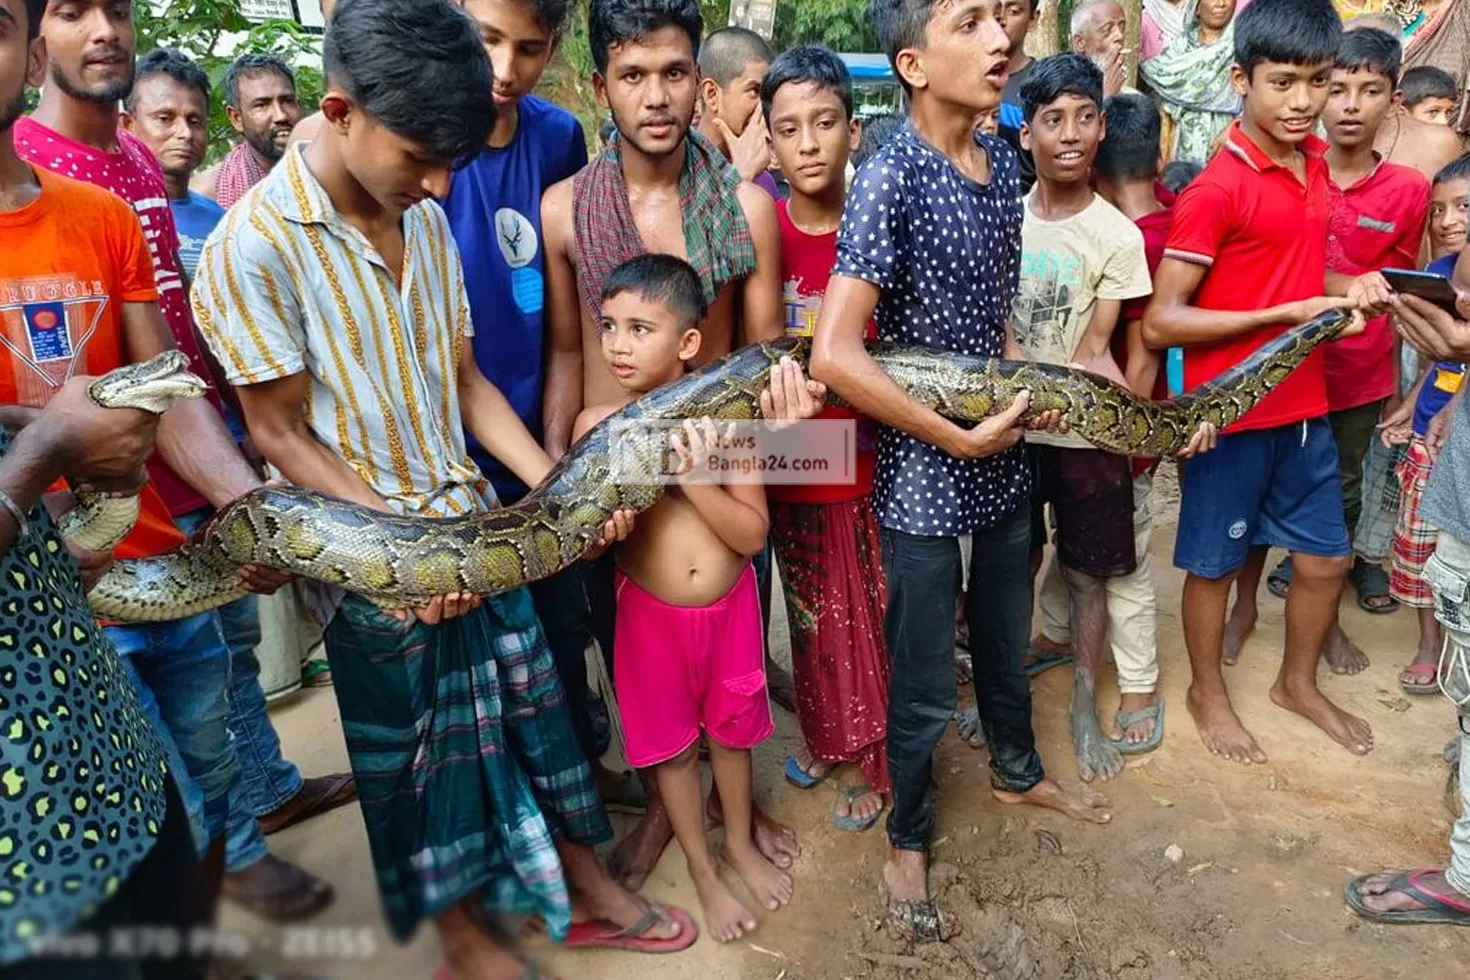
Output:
[1143, 0, 1386, 766]
[1253, 28, 1430, 657]
[573, 255, 805, 943]
[696, 25, 780, 195]
[997, 0, 1040, 191]
[1429, 153, 1470, 259]
[811, 0, 1111, 942]
[1401, 65, 1459, 127]
[760, 44, 891, 831]
[1012, 54, 1156, 782]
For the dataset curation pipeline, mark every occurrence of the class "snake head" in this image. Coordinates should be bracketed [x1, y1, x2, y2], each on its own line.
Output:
[89, 351, 209, 415]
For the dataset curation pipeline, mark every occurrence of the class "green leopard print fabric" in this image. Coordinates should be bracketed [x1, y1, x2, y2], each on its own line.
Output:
[0, 429, 169, 965]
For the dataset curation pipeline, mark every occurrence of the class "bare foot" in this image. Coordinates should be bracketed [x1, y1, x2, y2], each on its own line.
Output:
[439, 901, 536, 980]
[992, 777, 1112, 824]
[1071, 670, 1123, 782]
[221, 854, 334, 922]
[1269, 678, 1374, 755]
[1110, 692, 1159, 746]
[1322, 624, 1371, 675]
[724, 842, 793, 912]
[708, 795, 800, 870]
[766, 656, 797, 714]
[608, 801, 673, 892]
[953, 705, 987, 749]
[691, 867, 757, 942]
[1186, 684, 1268, 765]
[1222, 602, 1256, 666]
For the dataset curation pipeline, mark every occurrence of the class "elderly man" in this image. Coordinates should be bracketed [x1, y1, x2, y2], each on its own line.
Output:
[1070, 0, 1131, 97]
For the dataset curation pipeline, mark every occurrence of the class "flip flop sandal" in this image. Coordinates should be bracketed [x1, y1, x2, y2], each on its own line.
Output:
[1345, 869, 1470, 925]
[831, 784, 883, 832]
[601, 768, 650, 816]
[562, 903, 698, 954]
[1399, 662, 1442, 695]
[1267, 556, 1293, 599]
[221, 855, 335, 923]
[783, 752, 828, 789]
[1351, 560, 1399, 614]
[1024, 646, 1073, 678]
[300, 658, 333, 687]
[953, 706, 987, 749]
[1109, 701, 1165, 755]
[259, 772, 358, 836]
[886, 898, 953, 943]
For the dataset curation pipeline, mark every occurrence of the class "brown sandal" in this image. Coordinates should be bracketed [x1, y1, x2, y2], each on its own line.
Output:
[258, 773, 357, 836]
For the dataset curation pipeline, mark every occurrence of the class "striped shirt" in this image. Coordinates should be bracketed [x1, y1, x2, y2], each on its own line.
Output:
[192, 144, 490, 518]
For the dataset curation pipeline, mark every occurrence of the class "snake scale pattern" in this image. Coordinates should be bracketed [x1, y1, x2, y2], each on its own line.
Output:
[83, 310, 1349, 622]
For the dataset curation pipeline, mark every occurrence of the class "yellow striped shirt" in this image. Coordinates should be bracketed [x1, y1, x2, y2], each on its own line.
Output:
[192, 145, 490, 518]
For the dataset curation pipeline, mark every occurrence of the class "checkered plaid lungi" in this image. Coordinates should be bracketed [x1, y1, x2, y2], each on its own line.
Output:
[1354, 436, 1409, 562]
[1391, 439, 1440, 608]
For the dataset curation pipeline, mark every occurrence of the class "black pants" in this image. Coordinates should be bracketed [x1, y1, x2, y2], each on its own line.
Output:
[1, 778, 209, 980]
[881, 505, 1045, 851]
[530, 562, 599, 764]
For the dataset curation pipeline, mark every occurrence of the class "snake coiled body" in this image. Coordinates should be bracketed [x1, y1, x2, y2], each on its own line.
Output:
[84, 311, 1349, 622]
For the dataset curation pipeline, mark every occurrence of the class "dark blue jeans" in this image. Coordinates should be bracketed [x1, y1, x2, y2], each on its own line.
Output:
[881, 504, 1044, 852]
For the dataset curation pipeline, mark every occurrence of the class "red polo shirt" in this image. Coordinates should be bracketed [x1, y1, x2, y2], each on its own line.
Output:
[1324, 159, 1429, 412]
[1164, 122, 1331, 433]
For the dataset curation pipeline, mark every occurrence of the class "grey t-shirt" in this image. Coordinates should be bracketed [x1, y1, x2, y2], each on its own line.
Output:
[1422, 396, 1470, 542]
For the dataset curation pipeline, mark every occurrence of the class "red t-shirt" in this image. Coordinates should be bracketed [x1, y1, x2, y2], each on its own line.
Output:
[768, 200, 876, 505]
[1113, 199, 1175, 475]
[15, 118, 219, 516]
[1164, 122, 1332, 433]
[1323, 160, 1429, 411]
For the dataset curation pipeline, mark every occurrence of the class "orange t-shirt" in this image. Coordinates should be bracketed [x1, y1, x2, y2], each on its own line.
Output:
[0, 168, 187, 559]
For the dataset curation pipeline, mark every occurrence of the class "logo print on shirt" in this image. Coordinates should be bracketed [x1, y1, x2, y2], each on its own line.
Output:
[1228, 520, 1248, 541]
[0, 277, 107, 398]
[495, 208, 544, 316]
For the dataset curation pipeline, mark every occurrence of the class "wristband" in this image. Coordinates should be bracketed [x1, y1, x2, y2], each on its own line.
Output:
[0, 488, 28, 540]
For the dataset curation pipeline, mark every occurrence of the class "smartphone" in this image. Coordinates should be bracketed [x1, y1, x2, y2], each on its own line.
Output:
[1383, 268, 1462, 314]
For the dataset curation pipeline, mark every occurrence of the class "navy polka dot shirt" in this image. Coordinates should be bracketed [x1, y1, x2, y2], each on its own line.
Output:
[833, 122, 1030, 537]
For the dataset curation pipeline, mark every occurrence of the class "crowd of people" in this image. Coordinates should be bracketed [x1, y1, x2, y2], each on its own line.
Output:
[2, 0, 1470, 977]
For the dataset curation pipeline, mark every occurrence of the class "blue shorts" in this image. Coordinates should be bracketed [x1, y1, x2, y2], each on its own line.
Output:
[1174, 417, 1351, 578]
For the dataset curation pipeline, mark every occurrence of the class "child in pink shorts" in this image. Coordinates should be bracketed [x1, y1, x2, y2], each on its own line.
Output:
[573, 255, 823, 944]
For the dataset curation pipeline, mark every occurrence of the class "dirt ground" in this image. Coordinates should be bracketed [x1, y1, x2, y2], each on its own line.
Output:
[220, 462, 1470, 980]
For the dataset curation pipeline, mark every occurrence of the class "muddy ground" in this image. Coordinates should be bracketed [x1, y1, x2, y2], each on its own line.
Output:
[221, 462, 1470, 979]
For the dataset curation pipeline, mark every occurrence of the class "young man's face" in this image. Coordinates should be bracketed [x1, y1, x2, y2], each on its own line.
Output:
[704, 57, 768, 135]
[333, 98, 454, 214]
[1429, 177, 1469, 257]
[599, 290, 699, 392]
[768, 81, 859, 200]
[1408, 96, 1457, 126]
[42, 0, 135, 106]
[230, 69, 300, 162]
[911, 0, 1011, 114]
[1022, 93, 1103, 184]
[595, 25, 699, 159]
[1233, 59, 1333, 146]
[462, 0, 558, 114]
[1323, 66, 1394, 151]
[997, 0, 1036, 59]
[123, 73, 208, 181]
[0, 0, 45, 132]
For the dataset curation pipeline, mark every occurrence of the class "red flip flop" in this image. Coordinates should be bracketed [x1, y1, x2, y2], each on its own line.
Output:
[562, 903, 698, 953]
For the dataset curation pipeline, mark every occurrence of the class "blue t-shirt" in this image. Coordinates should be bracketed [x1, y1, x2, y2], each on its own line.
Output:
[442, 96, 588, 500]
[171, 190, 225, 283]
[1411, 254, 1464, 436]
[832, 123, 1029, 537]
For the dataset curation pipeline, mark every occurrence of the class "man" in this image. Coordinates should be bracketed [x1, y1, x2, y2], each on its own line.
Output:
[541, 0, 795, 895]
[193, 51, 300, 208]
[0, 7, 210, 975]
[120, 48, 222, 283]
[1345, 258, 1470, 928]
[441, 0, 644, 813]
[1070, 0, 1130, 98]
[193, 2, 698, 973]
[15, 0, 342, 922]
[695, 25, 779, 195]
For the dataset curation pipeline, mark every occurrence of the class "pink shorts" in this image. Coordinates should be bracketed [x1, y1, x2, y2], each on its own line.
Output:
[613, 565, 774, 768]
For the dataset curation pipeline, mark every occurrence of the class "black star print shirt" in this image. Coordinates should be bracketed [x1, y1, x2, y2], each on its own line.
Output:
[0, 430, 168, 964]
[833, 122, 1030, 537]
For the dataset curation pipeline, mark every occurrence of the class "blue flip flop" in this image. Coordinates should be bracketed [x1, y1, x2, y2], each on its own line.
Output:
[1109, 700, 1165, 755]
[783, 752, 824, 789]
[831, 784, 882, 832]
[1025, 647, 1073, 678]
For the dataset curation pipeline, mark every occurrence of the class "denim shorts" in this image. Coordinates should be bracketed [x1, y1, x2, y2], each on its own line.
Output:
[1175, 417, 1350, 578]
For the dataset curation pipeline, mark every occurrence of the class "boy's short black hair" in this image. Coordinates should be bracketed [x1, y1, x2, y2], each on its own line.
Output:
[1402, 65, 1458, 108]
[698, 26, 773, 88]
[855, 110, 904, 167]
[1234, 0, 1341, 80]
[127, 47, 212, 113]
[522, 0, 574, 36]
[870, 0, 940, 95]
[1433, 152, 1470, 188]
[324, 0, 494, 163]
[602, 253, 707, 329]
[1335, 26, 1401, 88]
[1018, 53, 1103, 122]
[760, 44, 853, 123]
[1161, 159, 1202, 194]
[1094, 93, 1159, 183]
[588, 0, 702, 75]
[223, 51, 295, 110]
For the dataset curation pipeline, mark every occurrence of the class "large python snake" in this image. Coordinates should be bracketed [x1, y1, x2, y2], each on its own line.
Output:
[77, 309, 1349, 623]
